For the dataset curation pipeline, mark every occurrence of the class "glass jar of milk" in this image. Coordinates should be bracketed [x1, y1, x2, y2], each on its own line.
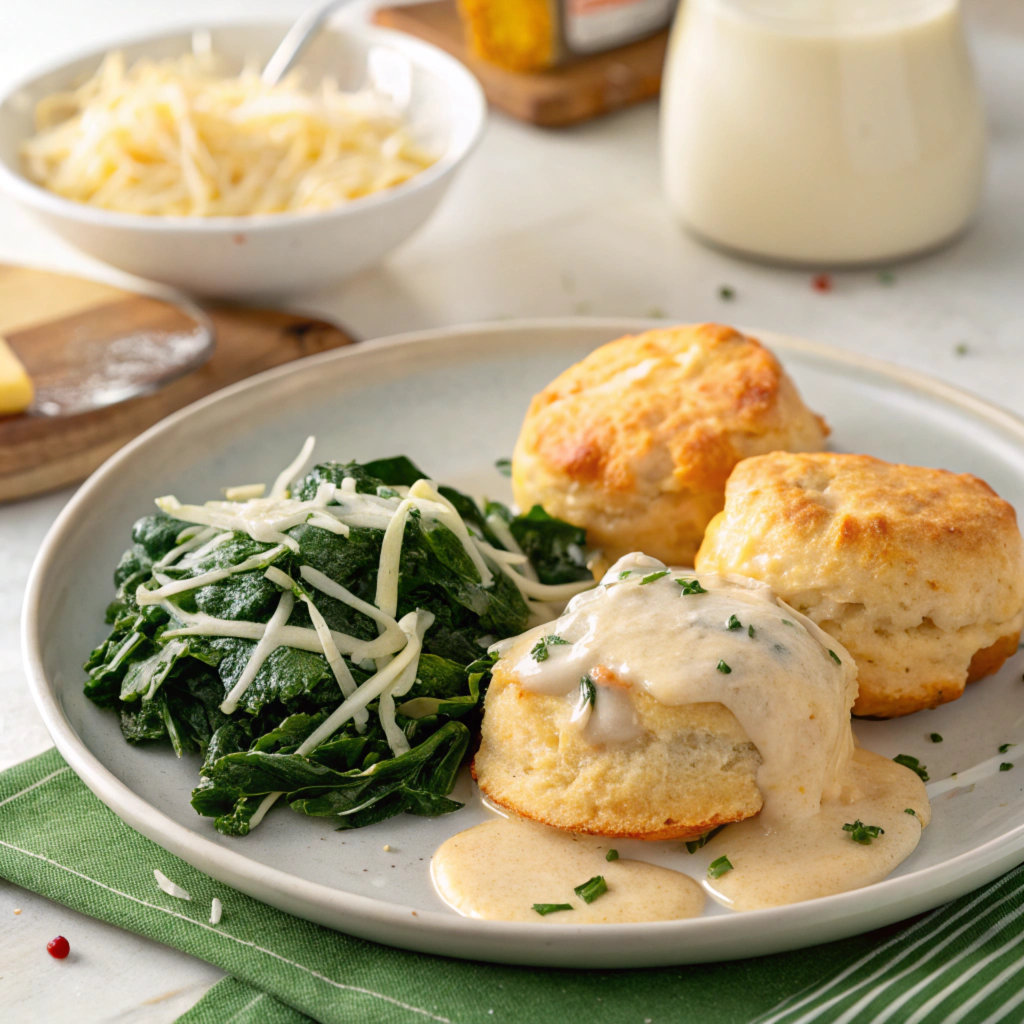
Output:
[660, 0, 987, 265]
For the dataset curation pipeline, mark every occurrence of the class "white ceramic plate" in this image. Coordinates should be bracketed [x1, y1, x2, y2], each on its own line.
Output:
[23, 320, 1024, 968]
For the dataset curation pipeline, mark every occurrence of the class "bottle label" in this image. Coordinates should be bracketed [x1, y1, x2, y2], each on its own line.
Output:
[563, 0, 677, 54]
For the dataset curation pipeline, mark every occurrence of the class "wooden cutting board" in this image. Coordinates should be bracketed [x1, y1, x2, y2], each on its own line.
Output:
[0, 265, 358, 503]
[373, 0, 668, 127]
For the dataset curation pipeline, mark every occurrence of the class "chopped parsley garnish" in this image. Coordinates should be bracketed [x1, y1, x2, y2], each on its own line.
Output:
[905, 808, 918, 817]
[718, 285, 736, 301]
[605, 849, 619, 862]
[748, 624, 755, 638]
[894, 754, 929, 782]
[727, 615, 742, 630]
[1001, 763, 1014, 772]
[618, 570, 632, 580]
[574, 875, 608, 904]
[640, 570, 670, 585]
[531, 634, 570, 662]
[494, 458, 512, 477]
[930, 733, 943, 743]
[579, 675, 596, 708]
[828, 650, 842, 665]
[781, 619, 794, 626]
[708, 856, 733, 879]
[677, 578, 707, 595]
[716, 660, 732, 674]
[376, 486, 400, 499]
[1000, 744, 1015, 754]
[533, 903, 573, 916]
[955, 342, 969, 357]
[843, 820, 884, 845]
[685, 825, 724, 854]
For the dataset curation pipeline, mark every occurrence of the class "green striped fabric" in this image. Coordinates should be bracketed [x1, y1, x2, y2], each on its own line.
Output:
[3, 747, 1024, 1024]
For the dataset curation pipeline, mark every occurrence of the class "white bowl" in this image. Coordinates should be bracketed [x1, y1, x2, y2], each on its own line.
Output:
[0, 22, 486, 297]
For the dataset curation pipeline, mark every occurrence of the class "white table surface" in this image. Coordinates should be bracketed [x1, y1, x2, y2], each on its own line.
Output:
[1, 1, 1022, 1020]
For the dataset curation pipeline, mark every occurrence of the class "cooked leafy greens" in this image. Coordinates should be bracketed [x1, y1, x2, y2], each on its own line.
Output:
[85, 440, 592, 837]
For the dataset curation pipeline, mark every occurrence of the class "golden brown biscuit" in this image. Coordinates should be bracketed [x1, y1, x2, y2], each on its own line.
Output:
[695, 452, 1024, 717]
[511, 323, 828, 570]
[473, 665, 764, 841]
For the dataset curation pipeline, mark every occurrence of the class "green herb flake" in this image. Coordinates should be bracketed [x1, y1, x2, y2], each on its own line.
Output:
[781, 619, 795, 626]
[843, 820, 885, 845]
[828, 649, 842, 665]
[677, 578, 707, 595]
[748, 625, 756, 638]
[618, 570, 632, 580]
[640, 571, 670, 585]
[930, 733, 943, 743]
[878, 269, 896, 286]
[727, 615, 742, 631]
[685, 825, 725, 854]
[531, 634, 570, 663]
[955, 342, 969, 357]
[1001, 762, 1014, 772]
[708, 856, 733, 879]
[894, 754, 930, 782]
[605, 849, 619, 862]
[533, 903, 574, 916]
[574, 875, 608, 904]
[905, 808, 917, 817]
[716, 660, 732, 675]
[1000, 744, 1015, 754]
[579, 676, 596, 708]
[495, 458, 512, 477]
[718, 285, 736, 301]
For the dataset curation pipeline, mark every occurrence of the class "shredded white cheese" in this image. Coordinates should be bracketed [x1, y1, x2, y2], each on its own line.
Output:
[154, 869, 191, 901]
[219, 589, 295, 714]
[21, 54, 437, 217]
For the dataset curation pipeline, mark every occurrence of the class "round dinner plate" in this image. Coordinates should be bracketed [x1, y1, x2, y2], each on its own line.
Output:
[22, 319, 1024, 968]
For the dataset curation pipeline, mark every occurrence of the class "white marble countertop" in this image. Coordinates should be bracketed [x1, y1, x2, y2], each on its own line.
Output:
[1, 1, 1022, 1020]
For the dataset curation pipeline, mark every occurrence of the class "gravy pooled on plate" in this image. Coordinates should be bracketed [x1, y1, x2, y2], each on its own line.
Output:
[434, 554, 930, 921]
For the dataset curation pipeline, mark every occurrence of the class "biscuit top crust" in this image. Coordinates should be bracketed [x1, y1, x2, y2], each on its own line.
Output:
[516, 323, 828, 498]
[696, 452, 1024, 634]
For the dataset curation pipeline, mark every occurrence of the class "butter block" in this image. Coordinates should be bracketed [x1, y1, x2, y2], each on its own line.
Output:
[0, 336, 34, 415]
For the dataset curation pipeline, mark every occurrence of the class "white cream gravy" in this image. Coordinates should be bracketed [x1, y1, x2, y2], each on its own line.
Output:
[433, 555, 929, 921]
[432, 817, 705, 923]
[504, 554, 858, 822]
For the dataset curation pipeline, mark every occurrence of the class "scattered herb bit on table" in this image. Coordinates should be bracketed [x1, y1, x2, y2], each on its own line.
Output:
[1000, 744, 1015, 754]
[494, 458, 512, 477]
[1001, 763, 1014, 772]
[930, 733, 943, 743]
[718, 285, 735, 301]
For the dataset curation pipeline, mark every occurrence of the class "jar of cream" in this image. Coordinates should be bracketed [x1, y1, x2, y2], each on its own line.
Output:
[660, 0, 987, 265]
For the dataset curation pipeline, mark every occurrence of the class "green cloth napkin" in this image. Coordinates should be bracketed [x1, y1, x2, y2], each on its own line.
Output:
[3, 748, 1024, 1024]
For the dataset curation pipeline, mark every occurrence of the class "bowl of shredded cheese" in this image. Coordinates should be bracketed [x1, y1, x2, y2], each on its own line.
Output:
[0, 22, 485, 296]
